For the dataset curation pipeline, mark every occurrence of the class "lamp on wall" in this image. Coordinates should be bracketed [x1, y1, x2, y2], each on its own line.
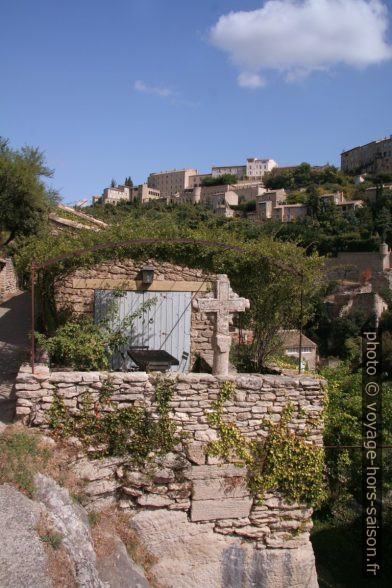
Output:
[141, 264, 155, 285]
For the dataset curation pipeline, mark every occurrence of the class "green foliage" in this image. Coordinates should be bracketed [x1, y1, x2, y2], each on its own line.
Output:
[0, 430, 52, 495]
[207, 382, 325, 506]
[264, 163, 350, 192]
[229, 343, 258, 373]
[48, 376, 181, 462]
[36, 319, 114, 370]
[15, 203, 324, 368]
[40, 532, 63, 550]
[201, 174, 238, 186]
[0, 137, 58, 246]
[318, 364, 392, 520]
[36, 292, 156, 370]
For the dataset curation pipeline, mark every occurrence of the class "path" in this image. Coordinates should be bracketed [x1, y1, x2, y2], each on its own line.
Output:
[0, 292, 30, 431]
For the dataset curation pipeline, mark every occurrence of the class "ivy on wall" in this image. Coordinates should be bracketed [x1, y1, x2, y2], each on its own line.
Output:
[207, 381, 325, 507]
[48, 375, 181, 462]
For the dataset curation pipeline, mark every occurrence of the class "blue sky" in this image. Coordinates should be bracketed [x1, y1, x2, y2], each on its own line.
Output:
[1, 0, 392, 204]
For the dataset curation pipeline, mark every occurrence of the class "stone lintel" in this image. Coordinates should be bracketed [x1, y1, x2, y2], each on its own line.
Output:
[191, 497, 253, 521]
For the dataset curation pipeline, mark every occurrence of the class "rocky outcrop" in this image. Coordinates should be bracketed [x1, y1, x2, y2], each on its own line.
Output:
[131, 509, 318, 588]
[14, 368, 324, 586]
[0, 485, 51, 588]
[34, 473, 105, 587]
[0, 477, 150, 588]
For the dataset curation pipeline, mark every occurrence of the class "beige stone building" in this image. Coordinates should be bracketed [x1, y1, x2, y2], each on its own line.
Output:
[279, 330, 318, 370]
[131, 184, 161, 203]
[147, 168, 198, 199]
[211, 157, 277, 181]
[211, 164, 247, 179]
[101, 185, 131, 205]
[341, 135, 392, 174]
[94, 183, 161, 206]
[246, 157, 277, 178]
[174, 184, 239, 217]
[273, 204, 307, 222]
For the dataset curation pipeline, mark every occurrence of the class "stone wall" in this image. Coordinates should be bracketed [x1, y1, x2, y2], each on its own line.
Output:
[0, 257, 18, 300]
[54, 259, 218, 368]
[15, 365, 324, 552]
[324, 250, 389, 281]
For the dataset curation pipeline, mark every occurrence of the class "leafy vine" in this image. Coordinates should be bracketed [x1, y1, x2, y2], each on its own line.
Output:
[207, 381, 325, 507]
[48, 375, 180, 463]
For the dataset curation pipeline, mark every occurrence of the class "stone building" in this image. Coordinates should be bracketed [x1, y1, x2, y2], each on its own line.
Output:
[147, 168, 198, 200]
[280, 330, 318, 370]
[95, 183, 161, 205]
[324, 243, 391, 324]
[211, 157, 277, 180]
[273, 204, 307, 222]
[54, 259, 250, 374]
[341, 135, 392, 174]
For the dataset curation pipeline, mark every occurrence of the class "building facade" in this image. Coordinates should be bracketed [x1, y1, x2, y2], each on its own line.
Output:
[211, 165, 247, 179]
[341, 135, 392, 174]
[211, 158, 277, 180]
[147, 168, 198, 199]
[279, 330, 318, 370]
[246, 158, 277, 178]
[102, 185, 131, 205]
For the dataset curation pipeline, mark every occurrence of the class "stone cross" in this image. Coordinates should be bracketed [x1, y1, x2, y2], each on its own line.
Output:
[193, 274, 250, 376]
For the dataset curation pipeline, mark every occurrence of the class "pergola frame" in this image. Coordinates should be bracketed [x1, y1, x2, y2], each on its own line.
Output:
[30, 237, 304, 373]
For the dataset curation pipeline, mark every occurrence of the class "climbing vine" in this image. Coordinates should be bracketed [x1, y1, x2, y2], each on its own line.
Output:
[48, 375, 180, 463]
[207, 381, 325, 507]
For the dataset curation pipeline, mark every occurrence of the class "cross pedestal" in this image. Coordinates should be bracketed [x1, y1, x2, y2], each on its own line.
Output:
[193, 274, 250, 376]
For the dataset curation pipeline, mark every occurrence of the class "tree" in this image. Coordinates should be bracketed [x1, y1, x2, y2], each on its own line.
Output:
[201, 174, 238, 187]
[375, 206, 391, 241]
[0, 138, 57, 246]
[110, 179, 117, 188]
[124, 176, 133, 187]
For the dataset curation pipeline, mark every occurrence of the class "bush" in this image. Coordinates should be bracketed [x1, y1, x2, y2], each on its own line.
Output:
[36, 319, 115, 370]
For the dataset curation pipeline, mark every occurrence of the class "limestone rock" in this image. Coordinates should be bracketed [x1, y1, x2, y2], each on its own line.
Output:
[137, 494, 173, 507]
[130, 509, 319, 588]
[34, 473, 105, 587]
[0, 485, 52, 588]
[96, 531, 150, 588]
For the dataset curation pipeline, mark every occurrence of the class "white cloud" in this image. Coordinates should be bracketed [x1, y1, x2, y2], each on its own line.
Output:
[210, 0, 392, 86]
[238, 72, 266, 88]
[134, 80, 173, 97]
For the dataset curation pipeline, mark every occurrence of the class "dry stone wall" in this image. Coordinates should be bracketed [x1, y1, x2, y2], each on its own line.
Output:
[15, 365, 324, 552]
[54, 259, 218, 367]
[0, 257, 18, 300]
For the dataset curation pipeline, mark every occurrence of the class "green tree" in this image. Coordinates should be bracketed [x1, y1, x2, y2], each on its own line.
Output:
[124, 176, 133, 187]
[201, 174, 238, 186]
[0, 138, 57, 246]
[375, 206, 392, 241]
[110, 178, 117, 188]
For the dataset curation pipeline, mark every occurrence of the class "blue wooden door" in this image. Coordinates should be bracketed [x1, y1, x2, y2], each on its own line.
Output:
[94, 290, 192, 372]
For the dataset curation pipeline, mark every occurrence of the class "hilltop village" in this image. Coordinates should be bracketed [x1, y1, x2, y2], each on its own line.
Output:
[90, 135, 392, 222]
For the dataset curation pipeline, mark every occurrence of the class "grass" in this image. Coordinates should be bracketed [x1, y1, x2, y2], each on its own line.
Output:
[0, 427, 52, 494]
[0, 425, 86, 497]
[40, 532, 63, 550]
